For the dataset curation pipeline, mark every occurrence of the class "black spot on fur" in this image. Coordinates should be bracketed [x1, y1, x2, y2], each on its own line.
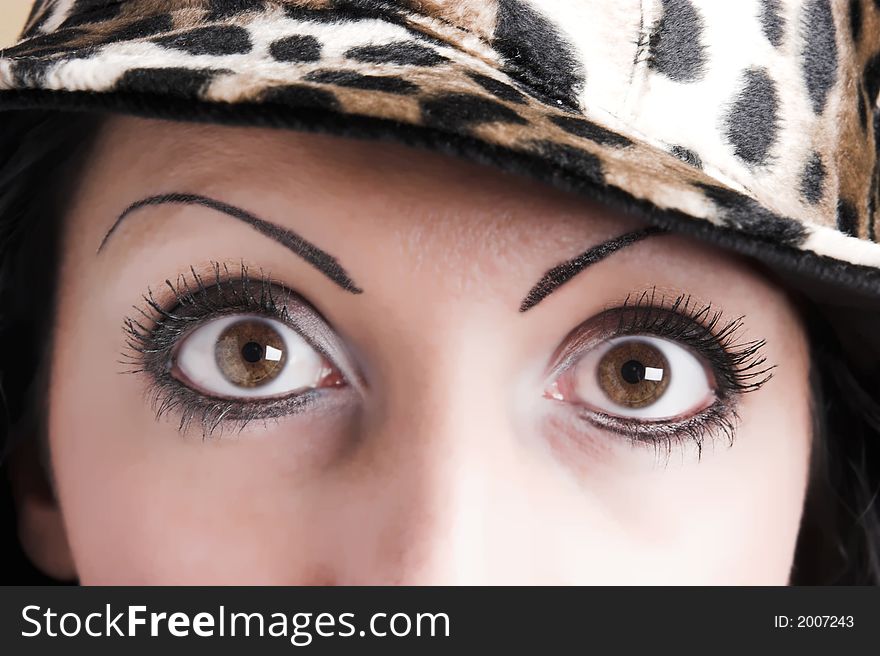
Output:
[648, 0, 707, 82]
[670, 145, 703, 169]
[850, 0, 864, 42]
[869, 163, 878, 240]
[15, 45, 100, 63]
[305, 70, 418, 95]
[494, 0, 585, 111]
[760, 0, 785, 47]
[115, 67, 227, 98]
[837, 198, 859, 236]
[107, 14, 174, 42]
[10, 58, 53, 86]
[421, 93, 527, 131]
[60, 47, 101, 62]
[287, 0, 404, 23]
[875, 108, 880, 148]
[270, 35, 322, 62]
[467, 72, 527, 104]
[345, 41, 447, 66]
[875, 111, 880, 178]
[261, 84, 341, 111]
[60, 0, 123, 28]
[284, 5, 335, 21]
[869, 160, 879, 240]
[801, 0, 838, 114]
[1, 27, 88, 57]
[725, 68, 779, 165]
[526, 141, 605, 185]
[864, 51, 880, 104]
[697, 184, 807, 246]
[550, 116, 633, 147]
[800, 152, 826, 204]
[858, 85, 869, 131]
[154, 25, 252, 56]
[206, 0, 266, 21]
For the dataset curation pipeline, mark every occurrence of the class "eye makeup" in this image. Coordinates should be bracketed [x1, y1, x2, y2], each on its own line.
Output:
[123, 265, 771, 458]
[122, 262, 358, 437]
[545, 288, 774, 459]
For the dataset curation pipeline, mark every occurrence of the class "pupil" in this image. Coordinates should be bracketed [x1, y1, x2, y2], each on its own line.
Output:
[620, 359, 645, 385]
[241, 341, 264, 364]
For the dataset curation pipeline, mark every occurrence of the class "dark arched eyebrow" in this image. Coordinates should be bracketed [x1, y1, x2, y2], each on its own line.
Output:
[520, 226, 669, 312]
[98, 193, 363, 294]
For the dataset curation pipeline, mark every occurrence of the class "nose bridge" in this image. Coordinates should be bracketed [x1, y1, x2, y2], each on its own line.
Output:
[343, 313, 528, 584]
[365, 298, 517, 450]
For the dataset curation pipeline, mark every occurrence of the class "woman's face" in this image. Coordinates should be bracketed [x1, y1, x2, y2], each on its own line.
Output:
[40, 116, 811, 584]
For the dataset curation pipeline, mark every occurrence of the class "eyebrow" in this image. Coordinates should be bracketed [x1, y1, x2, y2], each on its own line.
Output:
[520, 226, 669, 312]
[98, 193, 363, 294]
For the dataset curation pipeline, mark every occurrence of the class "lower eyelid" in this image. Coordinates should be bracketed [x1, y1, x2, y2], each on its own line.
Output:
[581, 399, 739, 445]
[539, 393, 741, 461]
[151, 383, 358, 438]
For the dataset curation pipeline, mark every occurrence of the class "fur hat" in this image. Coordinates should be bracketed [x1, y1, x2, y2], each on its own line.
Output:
[1, 1, 879, 356]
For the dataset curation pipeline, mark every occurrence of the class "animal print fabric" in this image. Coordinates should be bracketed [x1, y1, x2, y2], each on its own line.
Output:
[2, 0, 880, 295]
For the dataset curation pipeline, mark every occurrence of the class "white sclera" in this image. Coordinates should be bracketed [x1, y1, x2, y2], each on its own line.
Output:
[175, 314, 326, 399]
[572, 335, 714, 420]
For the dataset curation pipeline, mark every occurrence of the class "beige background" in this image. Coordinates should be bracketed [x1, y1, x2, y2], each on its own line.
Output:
[1, 1, 31, 48]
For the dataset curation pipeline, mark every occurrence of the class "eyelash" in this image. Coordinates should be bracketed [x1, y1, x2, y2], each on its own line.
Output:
[557, 287, 774, 459]
[122, 271, 773, 455]
[122, 262, 330, 437]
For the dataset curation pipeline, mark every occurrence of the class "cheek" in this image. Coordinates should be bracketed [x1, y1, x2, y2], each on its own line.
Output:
[50, 389, 356, 585]
[714, 355, 813, 583]
[625, 354, 812, 584]
[538, 363, 811, 584]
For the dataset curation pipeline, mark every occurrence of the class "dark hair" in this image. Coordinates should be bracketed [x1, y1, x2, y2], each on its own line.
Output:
[0, 111, 104, 583]
[0, 112, 102, 458]
[793, 309, 880, 584]
[0, 111, 877, 584]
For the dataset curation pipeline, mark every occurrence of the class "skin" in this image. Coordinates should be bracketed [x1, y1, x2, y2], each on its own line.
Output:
[18, 116, 811, 584]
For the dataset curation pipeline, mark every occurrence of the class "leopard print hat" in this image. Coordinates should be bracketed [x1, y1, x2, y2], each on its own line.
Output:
[1, 1, 879, 348]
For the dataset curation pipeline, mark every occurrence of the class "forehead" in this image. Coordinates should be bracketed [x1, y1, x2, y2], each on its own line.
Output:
[83, 115, 647, 261]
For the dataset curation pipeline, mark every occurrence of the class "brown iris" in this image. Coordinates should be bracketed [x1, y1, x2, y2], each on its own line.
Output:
[597, 340, 670, 408]
[214, 319, 287, 388]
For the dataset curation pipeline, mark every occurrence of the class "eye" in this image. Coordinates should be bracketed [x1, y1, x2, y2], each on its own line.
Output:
[173, 314, 342, 399]
[547, 335, 715, 421]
